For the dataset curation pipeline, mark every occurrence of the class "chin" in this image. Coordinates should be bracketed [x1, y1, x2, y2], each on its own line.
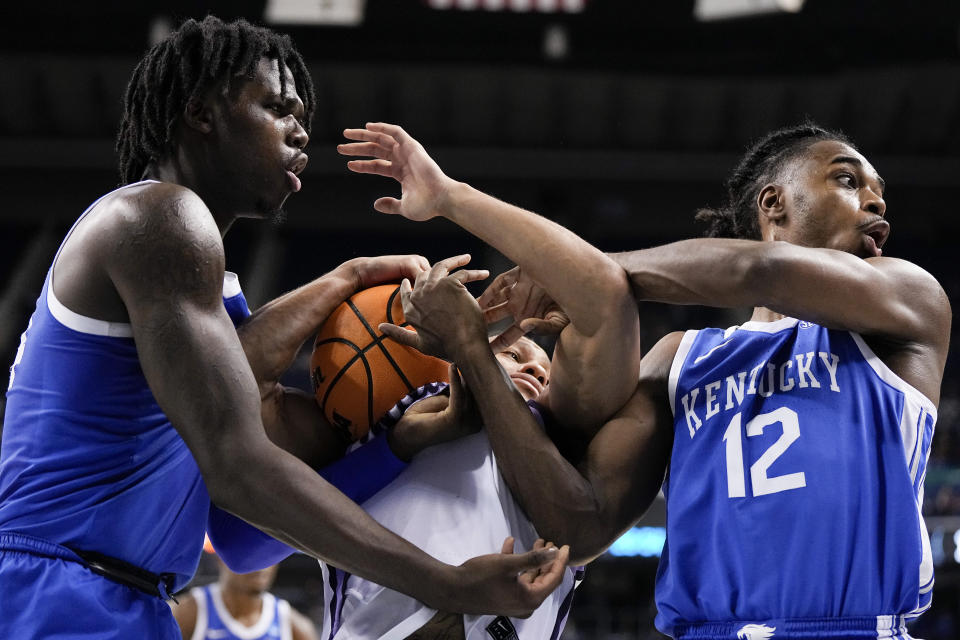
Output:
[250, 194, 288, 224]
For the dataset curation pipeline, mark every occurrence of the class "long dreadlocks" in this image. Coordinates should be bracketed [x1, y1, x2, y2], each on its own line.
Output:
[116, 16, 315, 185]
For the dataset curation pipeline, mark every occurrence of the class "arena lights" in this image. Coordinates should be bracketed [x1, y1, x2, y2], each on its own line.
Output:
[694, 0, 805, 21]
[264, 0, 367, 26]
[929, 523, 960, 566]
[425, 0, 588, 13]
[606, 527, 667, 558]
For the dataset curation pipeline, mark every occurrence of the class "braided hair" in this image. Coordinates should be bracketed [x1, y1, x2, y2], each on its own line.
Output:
[117, 16, 315, 185]
[695, 123, 854, 239]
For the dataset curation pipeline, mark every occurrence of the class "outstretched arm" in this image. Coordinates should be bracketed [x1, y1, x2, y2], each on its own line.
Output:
[340, 122, 639, 430]
[611, 239, 951, 404]
[106, 184, 567, 617]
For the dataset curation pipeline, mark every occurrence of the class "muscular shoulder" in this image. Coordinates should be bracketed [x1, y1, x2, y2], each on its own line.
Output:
[102, 182, 225, 300]
[106, 182, 223, 263]
[868, 256, 951, 345]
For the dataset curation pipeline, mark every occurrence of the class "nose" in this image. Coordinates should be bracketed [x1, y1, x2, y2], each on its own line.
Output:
[863, 189, 886, 218]
[288, 118, 309, 150]
[522, 362, 548, 386]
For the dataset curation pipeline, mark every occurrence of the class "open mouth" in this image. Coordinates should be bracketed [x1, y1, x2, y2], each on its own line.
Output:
[286, 154, 309, 193]
[859, 219, 890, 257]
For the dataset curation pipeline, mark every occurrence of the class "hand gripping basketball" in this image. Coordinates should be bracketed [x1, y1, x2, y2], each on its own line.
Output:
[311, 281, 451, 442]
[378, 255, 490, 362]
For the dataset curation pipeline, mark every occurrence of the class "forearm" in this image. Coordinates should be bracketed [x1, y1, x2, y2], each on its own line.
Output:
[610, 238, 949, 343]
[612, 237, 899, 313]
[238, 266, 356, 387]
[441, 182, 627, 336]
[211, 440, 464, 611]
[452, 341, 603, 555]
[610, 239, 763, 309]
[208, 434, 409, 572]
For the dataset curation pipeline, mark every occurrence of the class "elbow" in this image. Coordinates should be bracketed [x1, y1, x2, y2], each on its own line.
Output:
[559, 493, 656, 565]
[597, 258, 635, 306]
[531, 494, 612, 564]
[566, 539, 607, 567]
[587, 259, 638, 332]
[561, 523, 617, 566]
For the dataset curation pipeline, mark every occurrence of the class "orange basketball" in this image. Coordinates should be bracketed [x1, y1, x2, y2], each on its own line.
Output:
[310, 284, 450, 442]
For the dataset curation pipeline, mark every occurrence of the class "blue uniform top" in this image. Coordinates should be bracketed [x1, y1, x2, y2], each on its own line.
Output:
[189, 583, 291, 640]
[0, 181, 251, 591]
[656, 317, 936, 639]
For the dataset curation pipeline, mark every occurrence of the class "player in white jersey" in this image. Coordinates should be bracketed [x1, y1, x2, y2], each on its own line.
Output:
[342, 122, 951, 639]
[338, 123, 641, 638]
[321, 338, 581, 640]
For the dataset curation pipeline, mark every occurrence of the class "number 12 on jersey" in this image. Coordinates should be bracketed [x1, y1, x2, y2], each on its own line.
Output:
[722, 406, 807, 498]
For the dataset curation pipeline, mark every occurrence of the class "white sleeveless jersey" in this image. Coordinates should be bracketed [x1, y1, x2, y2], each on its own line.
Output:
[319, 430, 580, 640]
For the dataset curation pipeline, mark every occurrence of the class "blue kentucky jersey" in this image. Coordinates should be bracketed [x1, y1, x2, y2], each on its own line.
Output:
[656, 317, 935, 639]
[0, 180, 252, 592]
[190, 584, 290, 640]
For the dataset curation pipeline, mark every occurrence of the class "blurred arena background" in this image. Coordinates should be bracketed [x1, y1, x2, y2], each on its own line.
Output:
[1, 1, 958, 637]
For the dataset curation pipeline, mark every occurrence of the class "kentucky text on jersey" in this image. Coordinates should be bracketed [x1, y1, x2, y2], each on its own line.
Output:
[657, 317, 937, 639]
[680, 350, 841, 438]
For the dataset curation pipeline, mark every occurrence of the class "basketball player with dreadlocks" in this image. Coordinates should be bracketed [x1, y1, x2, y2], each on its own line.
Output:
[0, 17, 566, 639]
[343, 122, 950, 639]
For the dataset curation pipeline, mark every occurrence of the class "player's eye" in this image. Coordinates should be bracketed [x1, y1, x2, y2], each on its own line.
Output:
[508, 351, 520, 362]
[837, 173, 856, 188]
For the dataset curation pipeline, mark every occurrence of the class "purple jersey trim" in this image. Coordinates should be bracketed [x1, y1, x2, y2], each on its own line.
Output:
[326, 566, 350, 640]
[549, 566, 585, 640]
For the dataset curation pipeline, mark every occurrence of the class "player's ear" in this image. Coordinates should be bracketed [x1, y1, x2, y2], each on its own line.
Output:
[757, 183, 787, 225]
[183, 96, 215, 134]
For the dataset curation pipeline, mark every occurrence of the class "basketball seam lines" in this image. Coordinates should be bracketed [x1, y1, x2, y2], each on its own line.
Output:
[346, 299, 417, 395]
[314, 338, 374, 433]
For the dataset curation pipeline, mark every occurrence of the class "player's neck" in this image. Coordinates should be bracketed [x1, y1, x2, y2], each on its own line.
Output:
[750, 306, 787, 324]
[219, 587, 264, 626]
[143, 160, 239, 235]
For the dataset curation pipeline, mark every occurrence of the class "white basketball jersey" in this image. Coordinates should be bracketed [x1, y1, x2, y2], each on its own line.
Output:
[320, 431, 580, 640]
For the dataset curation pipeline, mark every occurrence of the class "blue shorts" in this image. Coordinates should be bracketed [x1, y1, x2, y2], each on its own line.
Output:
[0, 532, 179, 639]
